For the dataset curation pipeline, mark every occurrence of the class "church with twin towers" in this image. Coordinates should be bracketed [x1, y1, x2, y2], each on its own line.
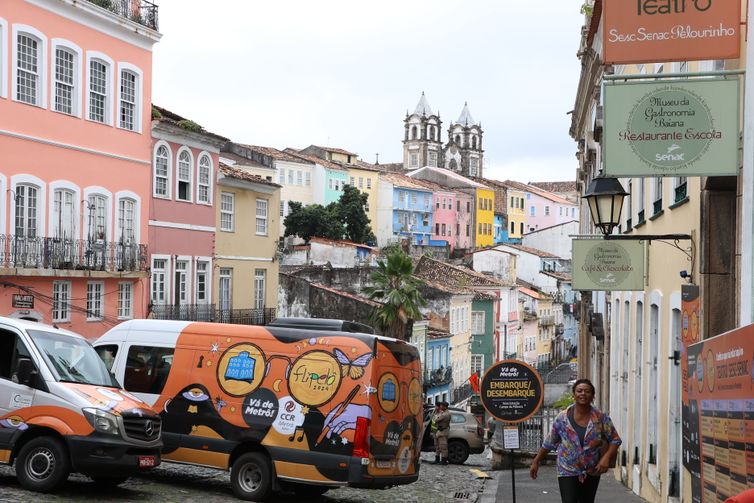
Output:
[402, 92, 485, 178]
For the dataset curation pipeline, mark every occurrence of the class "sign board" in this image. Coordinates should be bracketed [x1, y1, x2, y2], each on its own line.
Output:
[11, 294, 34, 309]
[572, 239, 645, 291]
[480, 360, 543, 424]
[503, 426, 520, 450]
[686, 323, 754, 502]
[681, 285, 703, 502]
[604, 78, 740, 177]
[603, 0, 741, 65]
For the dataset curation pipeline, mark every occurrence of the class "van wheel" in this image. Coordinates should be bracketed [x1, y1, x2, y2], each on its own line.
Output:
[231, 452, 272, 501]
[292, 483, 330, 498]
[15, 437, 71, 493]
[90, 475, 130, 486]
[448, 439, 469, 464]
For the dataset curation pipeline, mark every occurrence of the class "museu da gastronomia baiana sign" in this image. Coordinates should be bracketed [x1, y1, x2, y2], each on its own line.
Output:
[572, 239, 645, 291]
[603, 78, 739, 177]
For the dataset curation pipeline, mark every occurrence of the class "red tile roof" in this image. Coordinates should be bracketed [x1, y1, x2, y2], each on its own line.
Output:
[239, 144, 313, 164]
[219, 163, 281, 188]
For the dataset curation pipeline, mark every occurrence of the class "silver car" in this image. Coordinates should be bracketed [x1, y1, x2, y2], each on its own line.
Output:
[421, 405, 485, 464]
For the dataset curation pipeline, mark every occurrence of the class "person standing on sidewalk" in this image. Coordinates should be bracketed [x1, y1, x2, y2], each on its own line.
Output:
[431, 401, 451, 464]
[529, 379, 621, 503]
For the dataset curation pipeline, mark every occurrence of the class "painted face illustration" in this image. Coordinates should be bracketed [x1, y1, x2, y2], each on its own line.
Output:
[0, 416, 28, 431]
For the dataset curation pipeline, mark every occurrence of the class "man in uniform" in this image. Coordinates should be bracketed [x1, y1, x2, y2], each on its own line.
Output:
[431, 401, 451, 464]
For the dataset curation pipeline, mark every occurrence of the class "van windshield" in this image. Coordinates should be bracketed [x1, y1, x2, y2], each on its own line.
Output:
[28, 330, 119, 387]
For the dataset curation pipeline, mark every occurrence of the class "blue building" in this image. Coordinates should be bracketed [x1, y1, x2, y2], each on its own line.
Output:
[424, 328, 452, 404]
[383, 173, 434, 246]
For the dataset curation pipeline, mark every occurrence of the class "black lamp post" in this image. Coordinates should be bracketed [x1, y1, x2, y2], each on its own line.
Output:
[583, 177, 628, 237]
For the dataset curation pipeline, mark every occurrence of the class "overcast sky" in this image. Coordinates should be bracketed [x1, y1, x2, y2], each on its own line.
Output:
[152, 1, 585, 183]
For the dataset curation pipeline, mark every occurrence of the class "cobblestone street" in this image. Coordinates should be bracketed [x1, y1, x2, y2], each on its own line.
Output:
[0, 451, 492, 503]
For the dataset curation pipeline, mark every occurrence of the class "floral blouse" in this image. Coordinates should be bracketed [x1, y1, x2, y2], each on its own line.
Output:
[542, 405, 622, 480]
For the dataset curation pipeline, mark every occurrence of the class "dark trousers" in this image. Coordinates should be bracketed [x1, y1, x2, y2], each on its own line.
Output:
[558, 475, 601, 503]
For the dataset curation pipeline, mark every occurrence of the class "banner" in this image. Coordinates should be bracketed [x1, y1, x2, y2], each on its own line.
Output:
[572, 239, 645, 291]
[604, 78, 739, 177]
[687, 323, 754, 502]
[603, 0, 741, 64]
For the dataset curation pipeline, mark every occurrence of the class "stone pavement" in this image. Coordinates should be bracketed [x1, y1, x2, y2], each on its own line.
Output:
[479, 464, 647, 503]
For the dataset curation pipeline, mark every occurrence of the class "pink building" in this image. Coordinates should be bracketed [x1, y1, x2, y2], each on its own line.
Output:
[0, 0, 160, 338]
[504, 180, 579, 234]
[429, 186, 457, 249]
[454, 191, 474, 250]
[148, 107, 226, 319]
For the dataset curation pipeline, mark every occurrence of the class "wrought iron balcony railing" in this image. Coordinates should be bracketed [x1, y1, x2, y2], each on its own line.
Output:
[150, 304, 276, 326]
[87, 0, 159, 31]
[423, 365, 453, 388]
[0, 234, 148, 273]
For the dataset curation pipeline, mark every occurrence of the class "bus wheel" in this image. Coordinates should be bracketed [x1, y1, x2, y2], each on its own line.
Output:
[231, 452, 272, 501]
[15, 437, 71, 493]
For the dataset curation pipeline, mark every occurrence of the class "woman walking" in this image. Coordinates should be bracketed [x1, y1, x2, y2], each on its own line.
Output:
[529, 379, 621, 503]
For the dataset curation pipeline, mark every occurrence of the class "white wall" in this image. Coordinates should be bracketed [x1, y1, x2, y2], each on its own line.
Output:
[471, 249, 516, 283]
[376, 179, 395, 247]
[522, 221, 579, 260]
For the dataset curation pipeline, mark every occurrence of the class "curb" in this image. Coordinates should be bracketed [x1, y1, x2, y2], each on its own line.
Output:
[476, 471, 501, 503]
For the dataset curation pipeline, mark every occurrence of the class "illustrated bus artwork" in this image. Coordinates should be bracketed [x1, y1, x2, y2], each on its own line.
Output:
[100, 321, 424, 487]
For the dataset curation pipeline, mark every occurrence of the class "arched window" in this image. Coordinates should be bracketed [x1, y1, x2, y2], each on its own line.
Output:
[154, 144, 170, 197]
[88, 58, 110, 123]
[86, 193, 108, 241]
[176, 149, 192, 201]
[455, 135, 461, 146]
[15, 184, 39, 238]
[52, 189, 76, 240]
[472, 136, 477, 149]
[430, 126, 436, 141]
[52, 41, 81, 115]
[510, 221, 515, 234]
[14, 28, 47, 106]
[117, 198, 136, 244]
[197, 154, 212, 204]
[411, 126, 418, 140]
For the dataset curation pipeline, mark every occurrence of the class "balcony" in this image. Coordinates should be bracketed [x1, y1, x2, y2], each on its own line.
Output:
[423, 366, 452, 388]
[87, 0, 159, 31]
[0, 235, 148, 274]
[151, 304, 276, 325]
[539, 315, 555, 326]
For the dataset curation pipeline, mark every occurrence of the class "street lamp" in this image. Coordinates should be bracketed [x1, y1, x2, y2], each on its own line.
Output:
[583, 176, 627, 236]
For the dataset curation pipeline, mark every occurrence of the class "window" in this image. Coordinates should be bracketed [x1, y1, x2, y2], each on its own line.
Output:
[0, 331, 33, 382]
[124, 345, 175, 394]
[470, 158, 478, 176]
[197, 154, 211, 204]
[410, 153, 418, 168]
[88, 59, 108, 122]
[456, 223, 460, 236]
[151, 258, 167, 304]
[441, 223, 446, 236]
[306, 172, 311, 186]
[510, 221, 515, 234]
[219, 268, 232, 311]
[154, 144, 170, 197]
[297, 171, 303, 186]
[87, 281, 104, 320]
[0, 19, 7, 99]
[96, 345, 118, 371]
[366, 178, 371, 189]
[466, 201, 470, 212]
[175, 260, 188, 304]
[52, 281, 71, 322]
[466, 224, 469, 237]
[177, 149, 192, 201]
[359, 177, 363, 189]
[530, 206, 535, 216]
[279, 168, 285, 184]
[16, 32, 43, 105]
[478, 223, 482, 235]
[544, 206, 550, 216]
[350, 176, 355, 186]
[520, 223, 524, 234]
[559, 207, 563, 216]
[471, 354, 483, 375]
[254, 269, 266, 310]
[288, 170, 294, 185]
[280, 200, 285, 216]
[117, 198, 135, 244]
[220, 192, 234, 231]
[471, 311, 485, 335]
[411, 193, 417, 205]
[429, 151, 437, 167]
[436, 199, 440, 209]
[196, 261, 208, 303]
[15, 184, 38, 238]
[399, 191, 405, 203]
[118, 282, 133, 319]
[87, 194, 107, 240]
[435, 223, 440, 235]
[119, 70, 136, 130]
[256, 199, 268, 235]
[53, 189, 75, 239]
[54, 47, 76, 114]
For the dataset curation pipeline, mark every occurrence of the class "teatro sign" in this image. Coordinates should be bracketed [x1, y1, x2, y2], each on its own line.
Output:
[604, 0, 741, 64]
[603, 78, 739, 177]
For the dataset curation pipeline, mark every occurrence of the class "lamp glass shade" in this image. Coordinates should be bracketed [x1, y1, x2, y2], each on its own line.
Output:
[583, 177, 628, 236]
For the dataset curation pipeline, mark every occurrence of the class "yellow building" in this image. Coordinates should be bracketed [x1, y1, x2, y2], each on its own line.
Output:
[507, 188, 526, 240]
[475, 188, 495, 248]
[347, 163, 380, 231]
[215, 164, 281, 320]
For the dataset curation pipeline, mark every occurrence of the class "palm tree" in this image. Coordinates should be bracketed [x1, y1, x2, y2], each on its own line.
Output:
[364, 250, 426, 340]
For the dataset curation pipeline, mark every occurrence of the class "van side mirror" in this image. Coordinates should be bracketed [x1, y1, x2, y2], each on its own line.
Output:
[16, 358, 36, 386]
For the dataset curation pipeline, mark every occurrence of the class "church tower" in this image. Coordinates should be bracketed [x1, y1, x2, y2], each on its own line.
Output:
[444, 103, 484, 177]
[403, 93, 443, 170]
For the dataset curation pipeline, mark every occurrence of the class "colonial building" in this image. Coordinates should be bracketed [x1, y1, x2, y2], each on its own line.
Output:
[0, 0, 160, 337]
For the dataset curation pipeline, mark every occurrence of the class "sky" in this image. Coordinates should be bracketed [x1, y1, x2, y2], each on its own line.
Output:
[152, 1, 586, 183]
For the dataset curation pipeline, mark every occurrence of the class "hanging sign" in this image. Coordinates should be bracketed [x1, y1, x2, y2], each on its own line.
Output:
[572, 239, 645, 291]
[480, 360, 543, 423]
[12, 294, 34, 309]
[604, 78, 739, 177]
[603, 0, 741, 65]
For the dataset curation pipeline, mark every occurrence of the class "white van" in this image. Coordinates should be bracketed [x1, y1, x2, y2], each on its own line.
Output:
[0, 317, 162, 492]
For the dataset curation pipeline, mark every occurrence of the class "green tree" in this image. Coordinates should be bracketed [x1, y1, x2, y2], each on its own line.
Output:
[283, 202, 344, 242]
[364, 250, 426, 340]
[337, 185, 375, 244]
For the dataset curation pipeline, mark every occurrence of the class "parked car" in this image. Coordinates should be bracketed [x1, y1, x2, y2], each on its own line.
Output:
[421, 405, 484, 464]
